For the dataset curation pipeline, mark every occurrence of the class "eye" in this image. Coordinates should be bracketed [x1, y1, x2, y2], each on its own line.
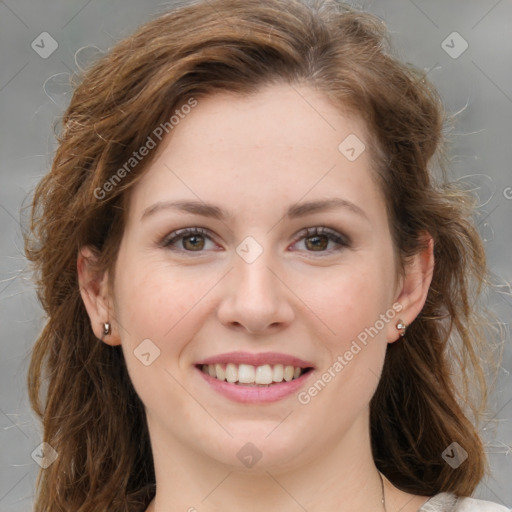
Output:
[161, 226, 350, 255]
[161, 227, 218, 253]
[291, 227, 350, 255]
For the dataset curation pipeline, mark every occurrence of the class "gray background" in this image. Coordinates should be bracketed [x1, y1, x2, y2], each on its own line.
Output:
[0, 0, 511, 510]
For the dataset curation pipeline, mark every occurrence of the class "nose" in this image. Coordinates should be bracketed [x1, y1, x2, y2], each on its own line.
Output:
[216, 250, 295, 335]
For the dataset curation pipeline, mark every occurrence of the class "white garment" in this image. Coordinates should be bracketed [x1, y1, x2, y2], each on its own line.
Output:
[419, 492, 510, 511]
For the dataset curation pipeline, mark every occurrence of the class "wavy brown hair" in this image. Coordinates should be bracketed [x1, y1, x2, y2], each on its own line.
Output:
[24, 0, 497, 510]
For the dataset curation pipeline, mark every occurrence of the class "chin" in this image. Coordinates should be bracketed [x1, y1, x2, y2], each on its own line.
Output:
[204, 426, 315, 473]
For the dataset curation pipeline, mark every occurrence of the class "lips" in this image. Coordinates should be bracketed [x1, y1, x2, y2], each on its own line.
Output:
[194, 351, 315, 402]
[196, 351, 314, 368]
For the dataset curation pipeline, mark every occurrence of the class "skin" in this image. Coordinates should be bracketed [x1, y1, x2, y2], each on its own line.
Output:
[78, 83, 434, 512]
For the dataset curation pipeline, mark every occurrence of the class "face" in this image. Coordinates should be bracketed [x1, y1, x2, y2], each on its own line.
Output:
[99, 83, 407, 472]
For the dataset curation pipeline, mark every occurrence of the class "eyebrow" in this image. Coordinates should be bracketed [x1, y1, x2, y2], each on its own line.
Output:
[140, 198, 368, 222]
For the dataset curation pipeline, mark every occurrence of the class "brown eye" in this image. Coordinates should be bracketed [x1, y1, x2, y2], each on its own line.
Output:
[292, 227, 350, 255]
[162, 227, 215, 253]
[305, 234, 329, 251]
[182, 234, 205, 251]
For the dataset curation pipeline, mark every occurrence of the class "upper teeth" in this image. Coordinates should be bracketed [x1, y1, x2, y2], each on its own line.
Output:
[201, 363, 303, 385]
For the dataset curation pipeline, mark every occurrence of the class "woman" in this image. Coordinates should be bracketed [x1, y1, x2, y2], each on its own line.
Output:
[24, 0, 509, 511]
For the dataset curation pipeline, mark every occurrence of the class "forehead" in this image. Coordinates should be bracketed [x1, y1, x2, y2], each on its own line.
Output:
[125, 83, 386, 227]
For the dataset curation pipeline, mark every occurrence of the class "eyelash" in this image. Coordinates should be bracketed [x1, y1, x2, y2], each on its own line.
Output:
[161, 226, 350, 256]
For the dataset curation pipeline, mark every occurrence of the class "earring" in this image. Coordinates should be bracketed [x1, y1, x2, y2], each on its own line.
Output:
[396, 320, 407, 337]
[103, 322, 111, 336]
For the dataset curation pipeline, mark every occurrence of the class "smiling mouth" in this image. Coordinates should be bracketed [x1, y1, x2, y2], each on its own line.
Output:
[197, 363, 313, 386]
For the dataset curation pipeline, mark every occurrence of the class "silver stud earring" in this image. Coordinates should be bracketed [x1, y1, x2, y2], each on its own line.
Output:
[103, 322, 111, 336]
[396, 320, 407, 337]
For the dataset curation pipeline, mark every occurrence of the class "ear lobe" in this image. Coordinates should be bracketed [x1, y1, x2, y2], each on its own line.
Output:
[77, 246, 121, 346]
[387, 234, 434, 343]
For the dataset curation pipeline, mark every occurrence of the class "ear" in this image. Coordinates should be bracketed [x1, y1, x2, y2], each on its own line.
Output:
[387, 233, 434, 343]
[77, 246, 121, 346]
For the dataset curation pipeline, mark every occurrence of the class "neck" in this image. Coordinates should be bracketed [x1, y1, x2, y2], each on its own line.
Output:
[146, 412, 388, 512]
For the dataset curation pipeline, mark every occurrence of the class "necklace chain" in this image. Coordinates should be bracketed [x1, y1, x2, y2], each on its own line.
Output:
[379, 471, 387, 512]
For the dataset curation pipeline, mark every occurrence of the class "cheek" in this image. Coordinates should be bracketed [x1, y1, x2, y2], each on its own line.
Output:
[303, 264, 392, 350]
[113, 255, 234, 396]
[113, 256, 208, 353]
[113, 261, 208, 407]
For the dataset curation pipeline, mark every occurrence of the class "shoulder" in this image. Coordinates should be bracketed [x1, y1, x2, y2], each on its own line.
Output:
[419, 493, 510, 512]
[455, 496, 511, 512]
